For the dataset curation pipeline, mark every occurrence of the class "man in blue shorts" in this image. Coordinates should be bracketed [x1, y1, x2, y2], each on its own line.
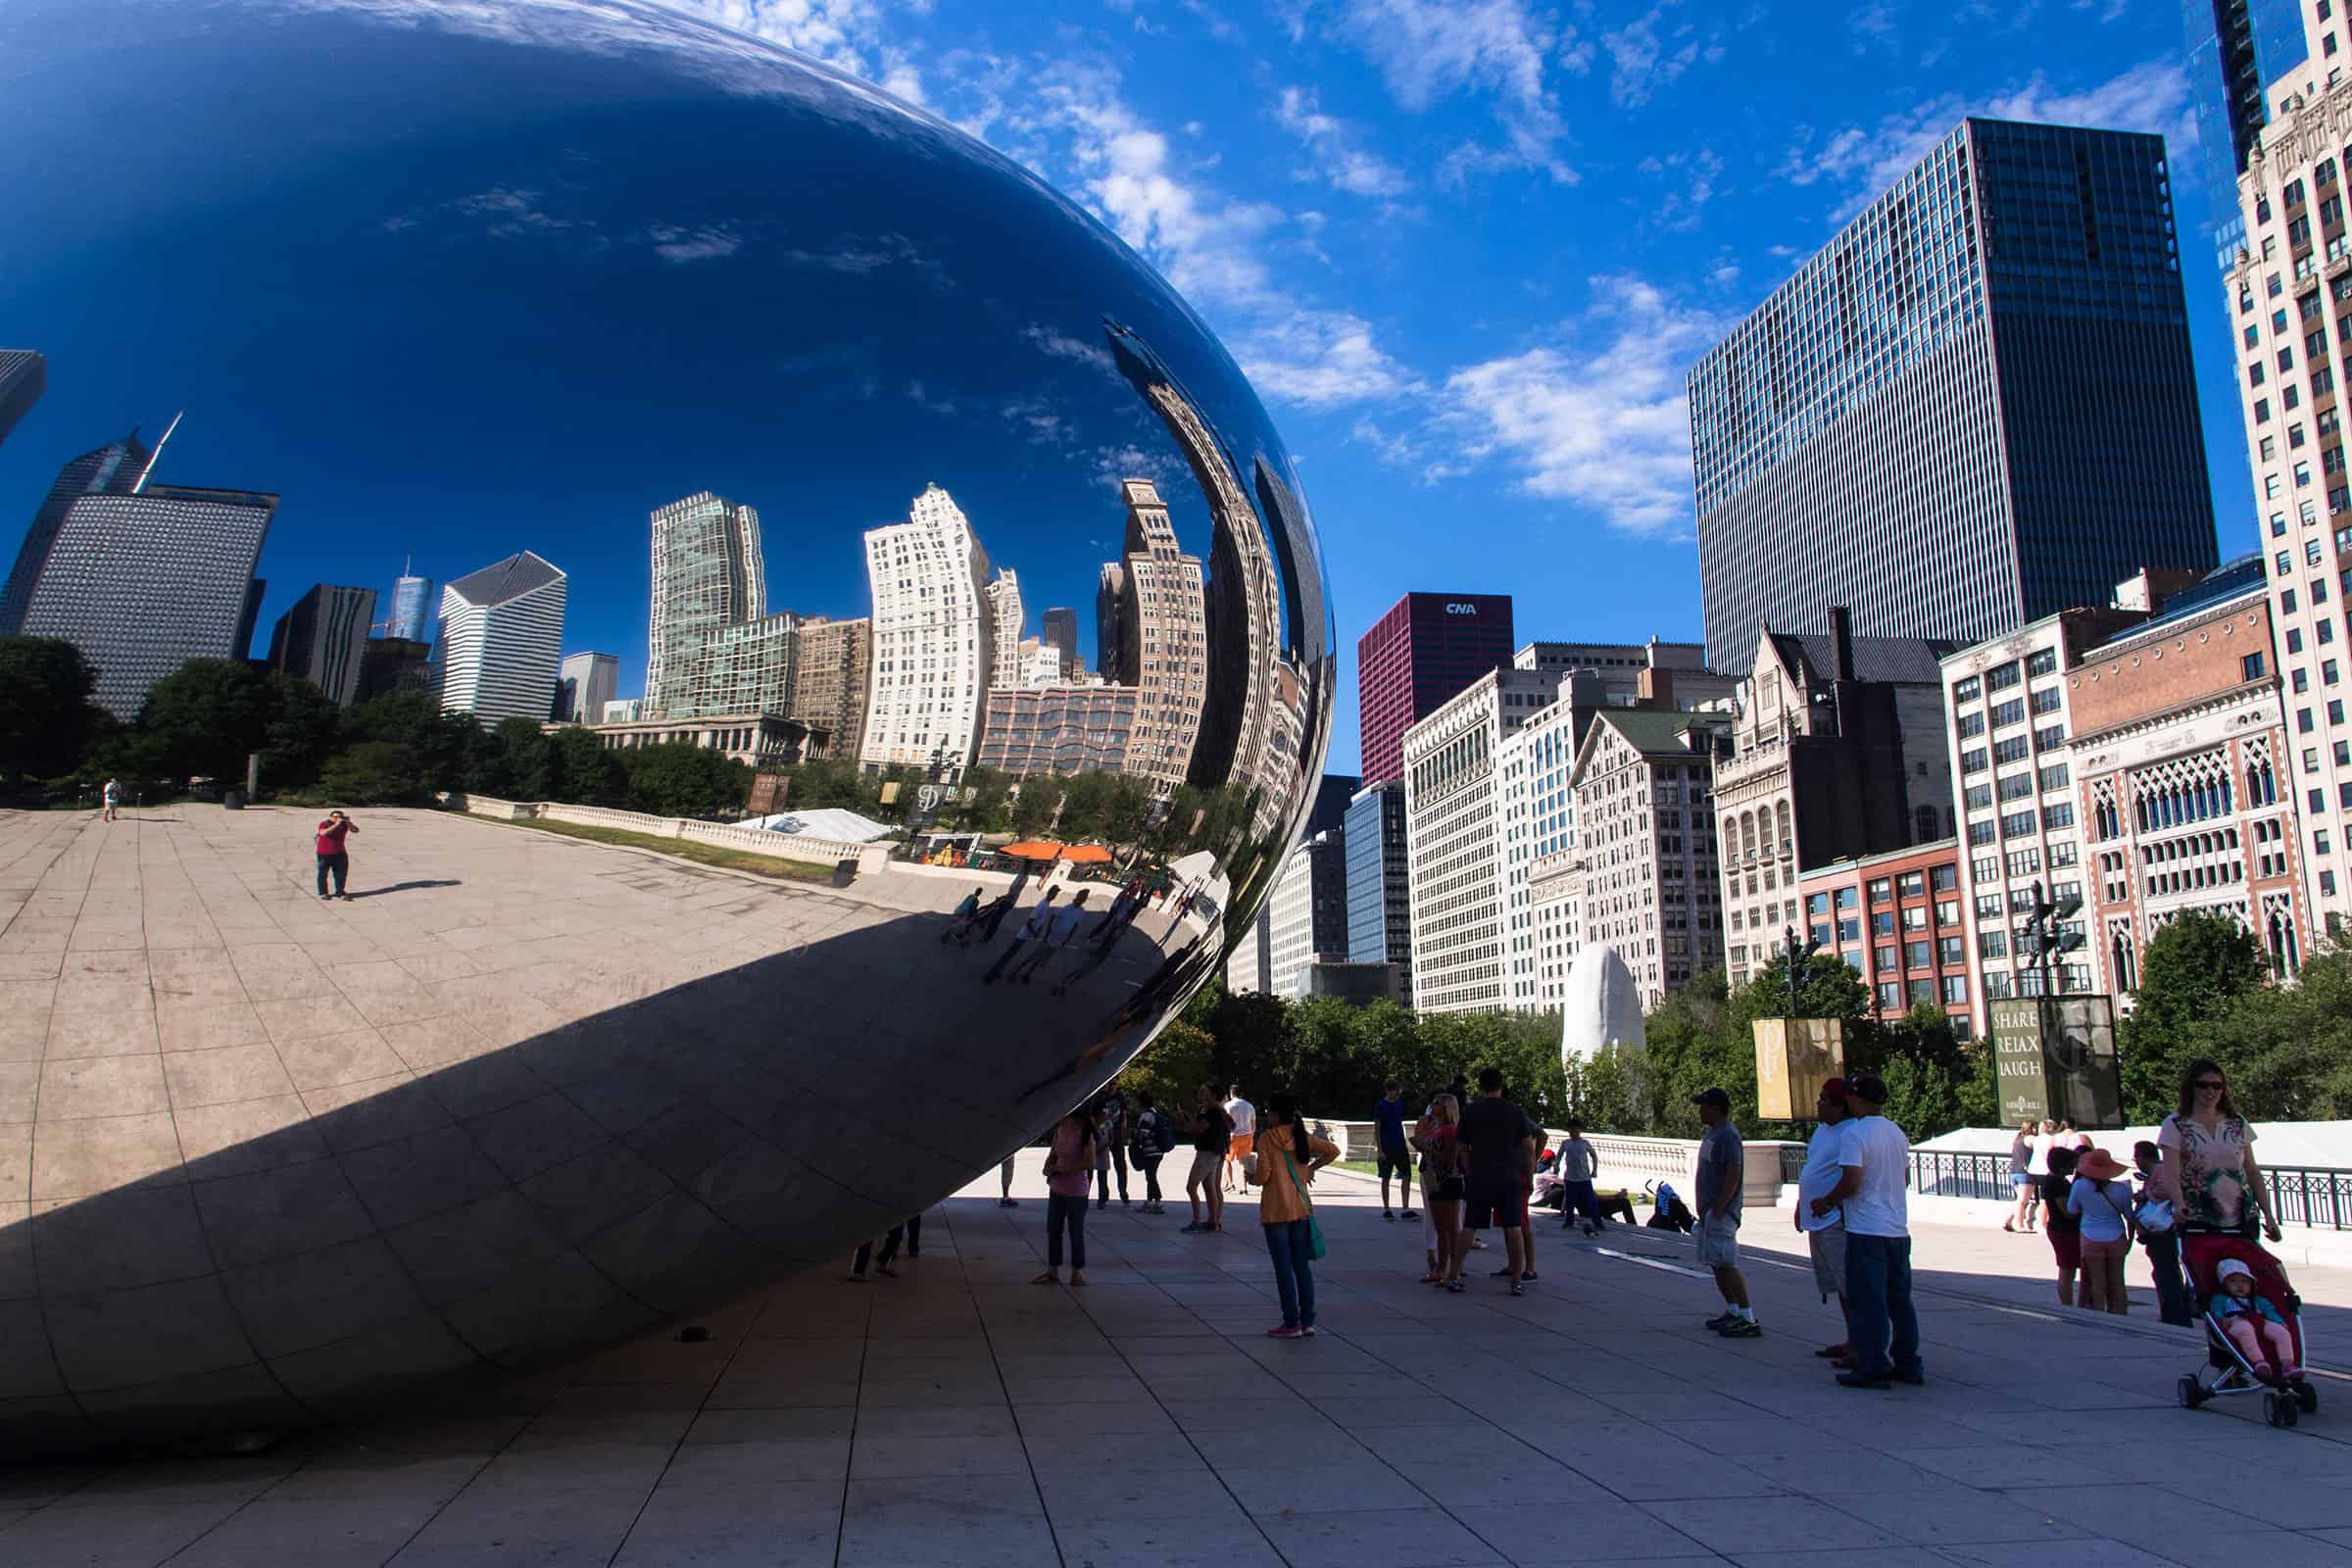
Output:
[1374, 1080, 1417, 1220]
[1457, 1068, 1534, 1295]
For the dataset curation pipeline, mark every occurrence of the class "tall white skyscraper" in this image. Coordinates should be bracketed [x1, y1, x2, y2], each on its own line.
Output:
[859, 484, 993, 769]
[438, 551, 566, 724]
[985, 567, 1025, 690]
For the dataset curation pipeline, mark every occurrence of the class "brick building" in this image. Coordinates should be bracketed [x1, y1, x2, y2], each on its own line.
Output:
[2066, 556, 2309, 988]
[1795, 839, 1973, 1040]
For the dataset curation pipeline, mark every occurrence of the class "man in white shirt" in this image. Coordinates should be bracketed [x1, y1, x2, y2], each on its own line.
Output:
[1794, 1078, 1855, 1367]
[1812, 1074, 1921, 1390]
[1009, 890, 1091, 983]
[1223, 1087, 1255, 1195]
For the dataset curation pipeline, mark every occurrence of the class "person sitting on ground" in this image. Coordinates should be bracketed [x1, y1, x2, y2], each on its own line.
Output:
[2213, 1258, 2302, 1384]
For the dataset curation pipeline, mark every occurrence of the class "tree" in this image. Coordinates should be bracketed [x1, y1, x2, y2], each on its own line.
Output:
[2123, 912, 2269, 1121]
[346, 692, 476, 794]
[544, 725, 626, 807]
[2186, 944, 2352, 1120]
[623, 742, 750, 817]
[318, 742, 424, 804]
[136, 658, 276, 785]
[0, 636, 103, 783]
[259, 674, 347, 791]
[1010, 779, 1057, 837]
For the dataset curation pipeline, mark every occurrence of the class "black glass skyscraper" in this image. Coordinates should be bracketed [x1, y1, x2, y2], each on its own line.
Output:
[1690, 119, 2221, 674]
[2184, 0, 2308, 271]
[0, 350, 43, 452]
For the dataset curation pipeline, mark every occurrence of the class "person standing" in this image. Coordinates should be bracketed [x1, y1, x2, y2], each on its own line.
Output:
[1095, 1090, 1131, 1209]
[999, 1152, 1019, 1208]
[1223, 1085, 1256, 1196]
[1457, 1069, 1534, 1296]
[1374, 1081, 1416, 1221]
[943, 886, 984, 946]
[2158, 1059, 2283, 1243]
[2067, 1148, 2136, 1316]
[1183, 1083, 1231, 1233]
[1499, 1099, 1544, 1285]
[1129, 1091, 1173, 1213]
[315, 809, 359, 900]
[1691, 1088, 1755, 1337]
[1250, 1091, 1340, 1339]
[1415, 1095, 1465, 1285]
[1035, 1107, 1096, 1286]
[1556, 1120, 1602, 1236]
[2040, 1146, 2083, 1307]
[983, 888, 1059, 982]
[2004, 1120, 2039, 1233]
[2132, 1139, 2190, 1326]
[101, 776, 122, 823]
[850, 1219, 913, 1280]
[1817, 1075, 1921, 1390]
[1795, 1079, 1855, 1367]
[1010, 890, 1090, 984]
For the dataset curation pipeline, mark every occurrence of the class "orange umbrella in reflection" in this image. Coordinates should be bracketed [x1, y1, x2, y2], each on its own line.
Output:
[999, 839, 1070, 860]
[1059, 844, 1114, 865]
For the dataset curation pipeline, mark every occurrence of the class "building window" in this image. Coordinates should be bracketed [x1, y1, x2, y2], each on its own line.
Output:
[2245, 652, 2269, 680]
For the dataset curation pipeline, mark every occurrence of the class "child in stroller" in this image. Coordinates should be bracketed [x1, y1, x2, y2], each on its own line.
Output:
[2178, 1226, 2318, 1428]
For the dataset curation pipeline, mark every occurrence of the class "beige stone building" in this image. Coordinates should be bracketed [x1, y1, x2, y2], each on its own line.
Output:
[1569, 708, 1733, 1006]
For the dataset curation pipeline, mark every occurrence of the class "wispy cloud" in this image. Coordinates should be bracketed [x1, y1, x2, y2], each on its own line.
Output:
[1274, 86, 1409, 198]
[1023, 323, 1118, 373]
[1428, 274, 1724, 535]
[1777, 59, 2196, 220]
[1239, 310, 1422, 409]
[644, 222, 743, 263]
[1599, 3, 1721, 110]
[1321, 0, 1583, 182]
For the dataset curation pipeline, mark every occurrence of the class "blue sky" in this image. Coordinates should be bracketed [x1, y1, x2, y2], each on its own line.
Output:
[683, 0, 2241, 775]
[1, 0, 2248, 778]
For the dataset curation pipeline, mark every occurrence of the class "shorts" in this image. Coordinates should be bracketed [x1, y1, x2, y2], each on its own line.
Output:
[1228, 1134, 1252, 1159]
[1464, 1179, 1527, 1231]
[1807, 1219, 1847, 1300]
[1696, 1211, 1740, 1269]
[1189, 1150, 1223, 1186]
[1377, 1142, 1412, 1180]
[1431, 1174, 1465, 1202]
[2011, 1171, 2034, 1190]
[2047, 1226, 2082, 1271]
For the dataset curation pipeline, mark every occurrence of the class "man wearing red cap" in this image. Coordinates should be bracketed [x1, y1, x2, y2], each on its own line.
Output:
[1794, 1078, 1857, 1367]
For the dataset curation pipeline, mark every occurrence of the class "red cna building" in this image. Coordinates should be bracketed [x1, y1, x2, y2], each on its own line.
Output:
[1356, 592, 1515, 785]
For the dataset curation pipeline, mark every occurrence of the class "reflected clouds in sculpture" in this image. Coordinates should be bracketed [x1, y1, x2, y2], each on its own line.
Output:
[0, 0, 1331, 1447]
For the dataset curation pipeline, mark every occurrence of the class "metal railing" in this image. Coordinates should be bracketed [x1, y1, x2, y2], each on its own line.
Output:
[1906, 1151, 2352, 1231]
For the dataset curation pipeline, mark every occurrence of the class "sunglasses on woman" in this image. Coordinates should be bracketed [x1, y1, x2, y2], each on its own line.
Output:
[2195, 1079, 2226, 1092]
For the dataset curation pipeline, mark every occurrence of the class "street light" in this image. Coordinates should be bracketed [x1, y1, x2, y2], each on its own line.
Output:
[1782, 922, 1822, 1017]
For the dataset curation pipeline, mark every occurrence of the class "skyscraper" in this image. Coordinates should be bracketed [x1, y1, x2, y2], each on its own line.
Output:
[2185, 0, 2309, 271]
[1099, 479, 1207, 792]
[555, 651, 619, 724]
[0, 350, 44, 451]
[645, 491, 798, 718]
[0, 427, 153, 636]
[386, 559, 437, 643]
[437, 551, 566, 724]
[2224, 2, 2352, 933]
[985, 568, 1025, 689]
[859, 484, 993, 769]
[1039, 606, 1078, 676]
[1343, 779, 1412, 1004]
[1690, 119, 2220, 674]
[20, 484, 275, 718]
[268, 583, 379, 706]
[1355, 592, 1516, 786]
[1265, 830, 1349, 997]
[791, 616, 870, 760]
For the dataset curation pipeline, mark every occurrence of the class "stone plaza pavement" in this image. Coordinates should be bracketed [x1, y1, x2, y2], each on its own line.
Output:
[10, 809, 2352, 1565]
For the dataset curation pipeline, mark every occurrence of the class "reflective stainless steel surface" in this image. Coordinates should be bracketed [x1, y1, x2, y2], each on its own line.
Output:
[0, 0, 1331, 1447]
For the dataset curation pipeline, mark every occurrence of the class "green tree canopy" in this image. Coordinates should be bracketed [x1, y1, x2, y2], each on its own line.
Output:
[0, 636, 104, 784]
[136, 658, 277, 785]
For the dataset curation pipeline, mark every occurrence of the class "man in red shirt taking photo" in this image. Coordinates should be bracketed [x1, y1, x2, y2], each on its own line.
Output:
[316, 809, 359, 900]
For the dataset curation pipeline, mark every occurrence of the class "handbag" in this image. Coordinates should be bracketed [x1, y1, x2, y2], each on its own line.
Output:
[1280, 1146, 1327, 1260]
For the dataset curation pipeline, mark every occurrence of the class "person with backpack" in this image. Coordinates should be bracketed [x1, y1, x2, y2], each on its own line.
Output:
[1130, 1090, 1176, 1213]
[2132, 1139, 2190, 1326]
[1248, 1090, 1339, 1338]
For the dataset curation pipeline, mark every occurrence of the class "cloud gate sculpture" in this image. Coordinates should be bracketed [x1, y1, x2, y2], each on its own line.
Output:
[0, 0, 1333, 1447]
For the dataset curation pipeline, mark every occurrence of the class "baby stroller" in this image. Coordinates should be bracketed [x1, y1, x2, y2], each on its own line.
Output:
[1644, 1180, 1696, 1235]
[2176, 1222, 2318, 1429]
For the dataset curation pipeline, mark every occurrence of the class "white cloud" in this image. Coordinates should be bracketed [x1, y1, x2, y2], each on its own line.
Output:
[1432, 274, 1723, 534]
[1637, 145, 1723, 231]
[452, 186, 583, 235]
[645, 222, 744, 262]
[1023, 323, 1118, 372]
[1600, 5, 1714, 110]
[668, 0, 901, 81]
[1093, 442, 1186, 489]
[1325, 0, 1580, 181]
[1239, 310, 1422, 408]
[1778, 59, 2196, 220]
[1274, 86, 1409, 198]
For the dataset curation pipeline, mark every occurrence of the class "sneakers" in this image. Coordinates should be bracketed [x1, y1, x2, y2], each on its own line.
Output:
[1718, 1317, 1762, 1339]
[1509, 1281, 1525, 1297]
[1704, 1312, 1735, 1331]
[1491, 1267, 1514, 1277]
[1520, 1271, 1539, 1284]
[1446, 1278, 1467, 1294]
[1400, 1208, 1419, 1219]
[1181, 1221, 1207, 1232]
[1267, 1324, 1305, 1339]
[1836, 1370, 1889, 1389]
[1383, 1209, 1396, 1221]
[998, 1198, 1019, 1207]
[1301, 1325, 1318, 1337]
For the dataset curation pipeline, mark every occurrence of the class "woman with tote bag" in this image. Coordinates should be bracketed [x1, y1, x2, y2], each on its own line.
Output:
[1248, 1091, 1339, 1340]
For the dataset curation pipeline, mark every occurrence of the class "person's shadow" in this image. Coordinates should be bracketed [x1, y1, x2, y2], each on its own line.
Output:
[342, 880, 463, 899]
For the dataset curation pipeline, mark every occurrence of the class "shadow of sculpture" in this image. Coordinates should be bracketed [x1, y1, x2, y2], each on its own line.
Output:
[0, 888, 1209, 1452]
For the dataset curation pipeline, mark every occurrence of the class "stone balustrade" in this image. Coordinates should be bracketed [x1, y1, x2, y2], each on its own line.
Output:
[1335, 1120, 1797, 1208]
[440, 793, 892, 876]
